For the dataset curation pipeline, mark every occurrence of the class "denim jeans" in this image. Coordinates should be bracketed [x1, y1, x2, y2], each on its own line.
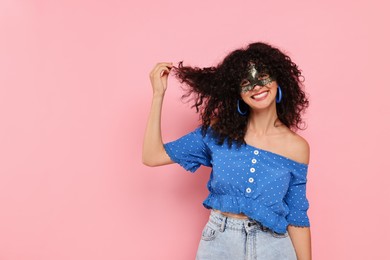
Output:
[196, 210, 297, 260]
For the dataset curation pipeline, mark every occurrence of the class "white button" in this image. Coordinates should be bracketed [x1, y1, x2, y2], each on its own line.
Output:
[251, 159, 257, 164]
[246, 188, 252, 193]
[250, 168, 255, 173]
[248, 177, 254, 183]
[254, 150, 259, 155]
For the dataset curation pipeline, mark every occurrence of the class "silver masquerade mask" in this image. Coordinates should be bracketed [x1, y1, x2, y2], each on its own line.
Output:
[240, 64, 275, 93]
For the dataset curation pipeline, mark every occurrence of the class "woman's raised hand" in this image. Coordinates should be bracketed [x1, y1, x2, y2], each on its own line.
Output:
[149, 62, 173, 97]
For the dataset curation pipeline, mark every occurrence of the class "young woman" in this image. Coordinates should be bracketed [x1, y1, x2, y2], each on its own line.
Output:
[143, 42, 311, 260]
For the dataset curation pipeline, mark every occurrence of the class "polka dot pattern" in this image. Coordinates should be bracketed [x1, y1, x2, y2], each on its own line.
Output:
[164, 127, 310, 233]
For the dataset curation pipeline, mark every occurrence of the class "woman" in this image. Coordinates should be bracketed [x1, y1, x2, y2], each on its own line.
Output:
[143, 42, 311, 260]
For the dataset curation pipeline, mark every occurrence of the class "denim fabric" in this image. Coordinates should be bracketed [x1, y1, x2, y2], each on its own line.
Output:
[196, 211, 297, 260]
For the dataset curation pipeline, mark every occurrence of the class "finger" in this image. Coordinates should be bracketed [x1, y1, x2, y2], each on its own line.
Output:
[160, 66, 173, 77]
[158, 62, 173, 67]
[150, 67, 170, 80]
[150, 62, 173, 77]
[153, 62, 173, 71]
[153, 64, 172, 77]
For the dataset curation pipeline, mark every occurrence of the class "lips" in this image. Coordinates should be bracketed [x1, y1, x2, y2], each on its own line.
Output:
[251, 90, 269, 100]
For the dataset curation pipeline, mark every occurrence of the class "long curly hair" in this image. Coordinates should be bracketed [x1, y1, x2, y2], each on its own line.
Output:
[173, 42, 309, 147]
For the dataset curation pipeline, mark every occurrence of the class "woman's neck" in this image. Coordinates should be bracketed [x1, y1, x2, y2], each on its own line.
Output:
[247, 106, 279, 136]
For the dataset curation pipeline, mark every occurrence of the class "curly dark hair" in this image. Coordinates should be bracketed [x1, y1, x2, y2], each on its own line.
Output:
[173, 42, 309, 147]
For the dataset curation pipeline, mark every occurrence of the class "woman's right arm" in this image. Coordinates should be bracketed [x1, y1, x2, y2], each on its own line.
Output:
[142, 62, 174, 167]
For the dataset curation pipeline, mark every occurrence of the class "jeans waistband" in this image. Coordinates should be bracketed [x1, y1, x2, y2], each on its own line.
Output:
[209, 210, 286, 236]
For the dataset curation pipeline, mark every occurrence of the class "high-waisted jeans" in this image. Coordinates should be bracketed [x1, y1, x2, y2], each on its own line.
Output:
[196, 210, 297, 260]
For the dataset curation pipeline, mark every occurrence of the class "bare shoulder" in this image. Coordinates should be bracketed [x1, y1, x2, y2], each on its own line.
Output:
[283, 130, 310, 165]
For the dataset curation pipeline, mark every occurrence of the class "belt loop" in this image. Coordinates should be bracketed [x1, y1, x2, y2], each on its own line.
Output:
[219, 216, 227, 232]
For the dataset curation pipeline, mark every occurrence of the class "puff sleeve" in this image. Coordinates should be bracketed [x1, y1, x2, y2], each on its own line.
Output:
[284, 165, 310, 227]
[163, 127, 212, 173]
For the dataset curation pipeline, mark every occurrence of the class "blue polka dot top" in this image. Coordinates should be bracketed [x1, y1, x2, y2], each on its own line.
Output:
[164, 127, 310, 233]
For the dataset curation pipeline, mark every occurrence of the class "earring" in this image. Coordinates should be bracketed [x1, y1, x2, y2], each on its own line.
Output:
[237, 99, 248, 116]
[276, 85, 282, 103]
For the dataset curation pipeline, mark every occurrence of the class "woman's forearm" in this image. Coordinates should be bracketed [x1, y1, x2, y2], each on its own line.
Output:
[287, 226, 312, 260]
[142, 94, 172, 166]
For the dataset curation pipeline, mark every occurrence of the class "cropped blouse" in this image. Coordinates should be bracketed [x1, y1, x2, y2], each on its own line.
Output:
[163, 127, 310, 234]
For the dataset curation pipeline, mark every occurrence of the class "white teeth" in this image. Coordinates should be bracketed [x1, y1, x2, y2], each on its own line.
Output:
[253, 91, 268, 99]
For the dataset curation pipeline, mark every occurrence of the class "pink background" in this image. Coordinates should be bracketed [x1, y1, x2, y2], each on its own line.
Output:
[1, 0, 389, 259]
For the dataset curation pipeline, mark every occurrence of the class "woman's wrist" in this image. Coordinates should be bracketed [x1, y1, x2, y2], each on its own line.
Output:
[152, 91, 165, 99]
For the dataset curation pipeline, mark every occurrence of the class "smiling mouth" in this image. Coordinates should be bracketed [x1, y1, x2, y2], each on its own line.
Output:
[251, 91, 269, 100]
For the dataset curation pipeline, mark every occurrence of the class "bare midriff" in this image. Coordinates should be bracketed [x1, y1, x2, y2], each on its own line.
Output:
[213, 209, 249, 219]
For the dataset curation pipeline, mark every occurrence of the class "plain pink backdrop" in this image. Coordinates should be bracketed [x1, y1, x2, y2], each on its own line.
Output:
[1, 0, 389, 259]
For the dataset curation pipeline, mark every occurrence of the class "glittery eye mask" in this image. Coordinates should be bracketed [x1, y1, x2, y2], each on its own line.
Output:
[240, 64, 275, 93]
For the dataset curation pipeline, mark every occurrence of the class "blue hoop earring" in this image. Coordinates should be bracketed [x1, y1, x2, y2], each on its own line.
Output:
[276, 85, 282, 103]
[237, 99, 248, 116]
